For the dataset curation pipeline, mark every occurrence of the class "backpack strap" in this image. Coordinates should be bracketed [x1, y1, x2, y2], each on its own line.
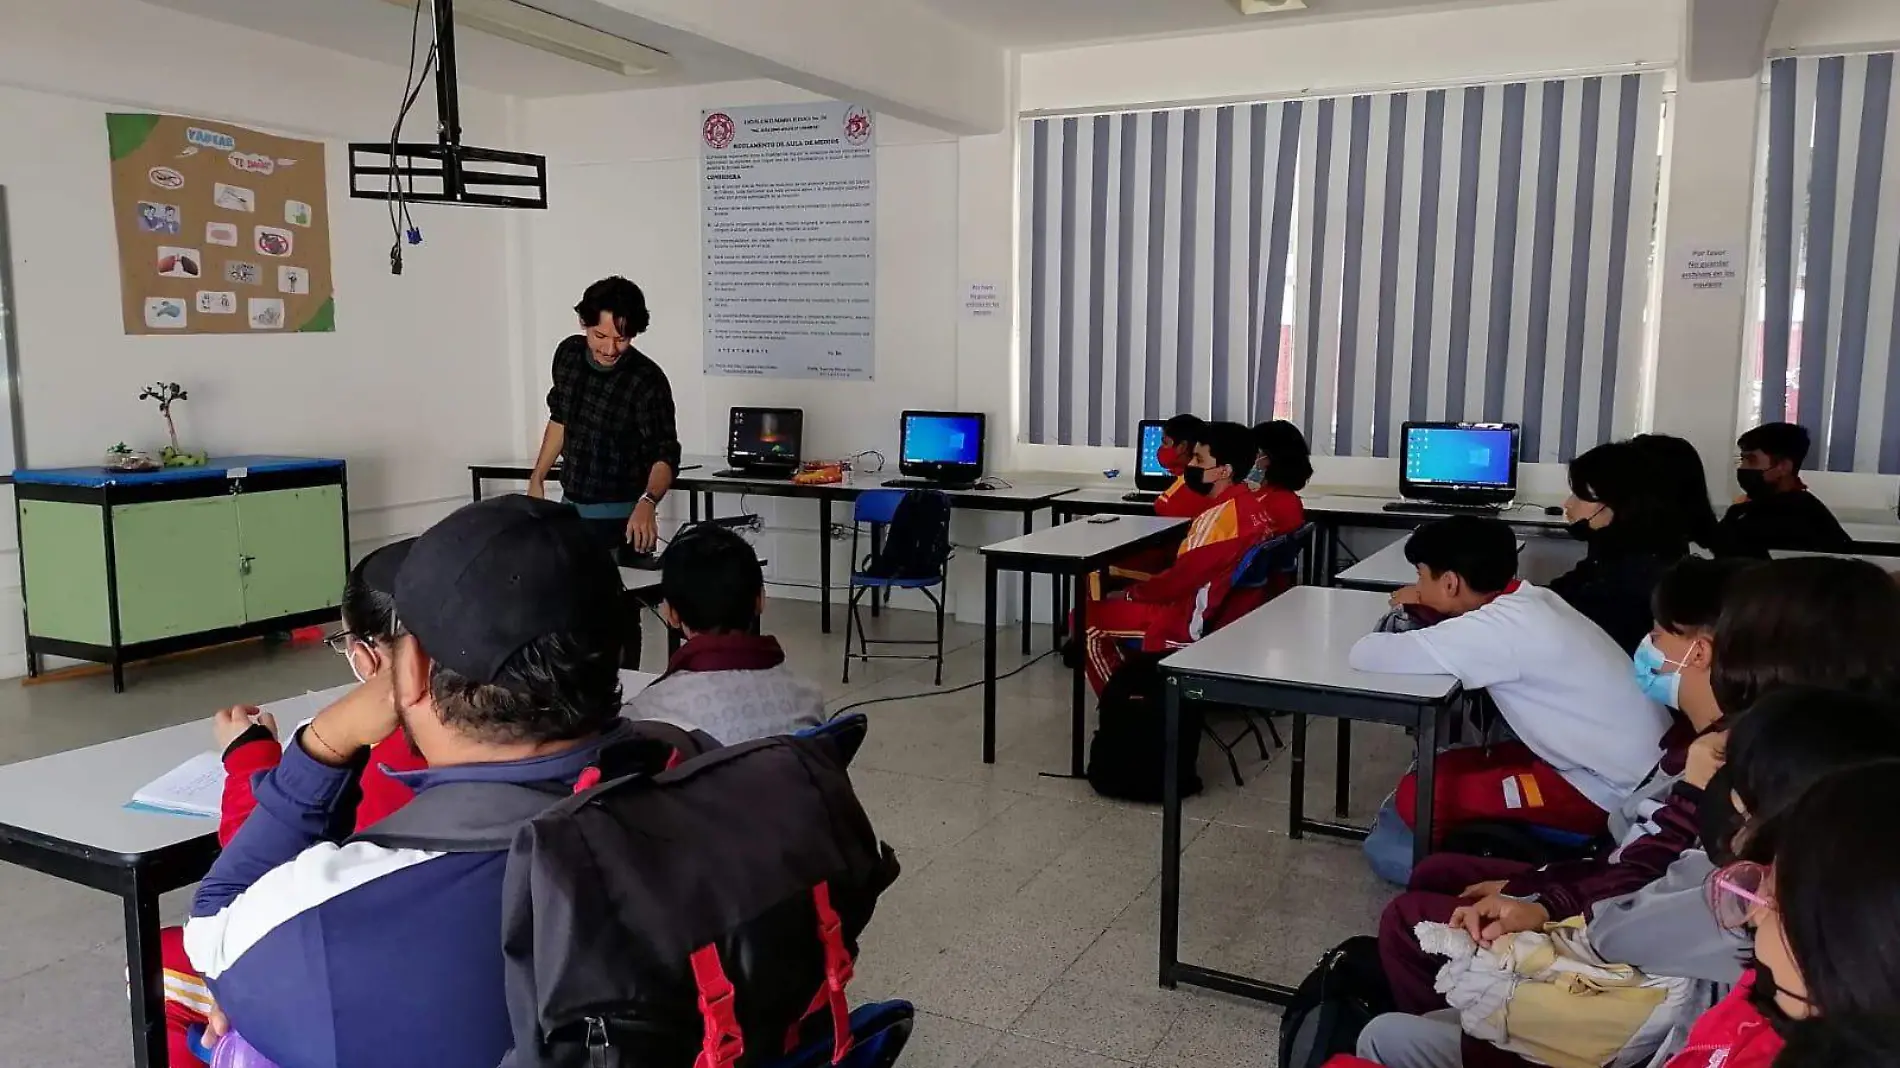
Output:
[690, 946, 745, 1068]
[348, 780, 570, 853]
[781, 881, 857, 1064]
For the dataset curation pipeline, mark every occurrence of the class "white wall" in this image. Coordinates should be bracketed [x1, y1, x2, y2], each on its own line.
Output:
[519, 80, 1042, 621]
[0, 0, 523, 673]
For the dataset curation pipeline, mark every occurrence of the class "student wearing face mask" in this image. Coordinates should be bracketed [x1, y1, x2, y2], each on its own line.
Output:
[1714, 423, 1851, 558]
[1081, 421, 1271, 696]
[1549, 441, 1698, 654]
[1372, 556, 1900, 1017]
[159, 541, 426, 1067]
[1151, 413, 1218, 520]
[1677, 761, 1900, 1068]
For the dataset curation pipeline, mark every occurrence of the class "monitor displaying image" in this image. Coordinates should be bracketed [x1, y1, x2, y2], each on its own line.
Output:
[728, 408, 803, 466]
[1402, 423, 1518, 491]
[1137, 422, 1169, 480]
[901, 413, 982, 467]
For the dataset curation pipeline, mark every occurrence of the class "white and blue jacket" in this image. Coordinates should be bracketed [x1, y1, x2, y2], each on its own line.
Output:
[183, 724, 636, 1068]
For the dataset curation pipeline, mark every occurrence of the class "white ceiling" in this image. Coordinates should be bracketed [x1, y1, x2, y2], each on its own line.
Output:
[910, 0, 1558, 50]
[134, 0, 737, 97]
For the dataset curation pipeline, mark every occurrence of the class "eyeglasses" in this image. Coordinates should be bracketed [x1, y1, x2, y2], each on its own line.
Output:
[1708, 861, 1774, 931]
[324, 630, 376, 684]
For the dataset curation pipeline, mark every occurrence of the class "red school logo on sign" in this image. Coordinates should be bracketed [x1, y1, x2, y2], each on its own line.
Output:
[843, 106, 873, 146]
[703, 112, 736, 150]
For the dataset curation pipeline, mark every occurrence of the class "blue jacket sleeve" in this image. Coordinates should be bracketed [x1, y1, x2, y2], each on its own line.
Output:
[190, 731, 353, 918]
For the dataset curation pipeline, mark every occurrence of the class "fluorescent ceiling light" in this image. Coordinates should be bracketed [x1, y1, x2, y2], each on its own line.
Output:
[379, 0, 671, 77]
[1234, 0, 1309, 12]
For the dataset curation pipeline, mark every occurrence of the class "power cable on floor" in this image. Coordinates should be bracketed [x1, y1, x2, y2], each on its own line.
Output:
[829, 647, 1059, 718]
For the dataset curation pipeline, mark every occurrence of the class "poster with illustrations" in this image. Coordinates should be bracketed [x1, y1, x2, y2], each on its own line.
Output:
[107, 113, 335, 335]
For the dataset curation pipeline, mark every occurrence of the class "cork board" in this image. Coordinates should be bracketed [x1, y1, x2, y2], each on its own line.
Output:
[107, 114, 335, 335]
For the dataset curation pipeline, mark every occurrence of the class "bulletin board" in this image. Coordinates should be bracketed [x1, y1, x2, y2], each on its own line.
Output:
[106, 113, 335, 335]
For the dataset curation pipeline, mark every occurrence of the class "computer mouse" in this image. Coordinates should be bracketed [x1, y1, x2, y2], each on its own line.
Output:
[1544, 505, 1564, 517]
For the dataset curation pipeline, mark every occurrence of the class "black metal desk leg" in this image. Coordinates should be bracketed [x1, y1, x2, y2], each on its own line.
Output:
[1069, 569, 1088, 777]
[819, 497, 833, 634]
[123, 870, 165, 1068]
[470, 470, 483, 502]
[690, 491, 700, 524]
[983, 559, 999, 763]
[1022, 511, 1035, 656]
[869, 525, 883, 618]
[1289, 713, 1308, 839]
[1335, 721, 1353, 819]
[1413, 704, 1439, 867]
[1159, 677, 1184, 988]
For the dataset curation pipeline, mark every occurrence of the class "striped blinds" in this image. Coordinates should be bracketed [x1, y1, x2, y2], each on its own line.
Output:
[1020, 103, 1302, 446]
[1019, 73, 1666, 462]
[1297, 74, 1664, 462]
[1757, 52, 1900, 474]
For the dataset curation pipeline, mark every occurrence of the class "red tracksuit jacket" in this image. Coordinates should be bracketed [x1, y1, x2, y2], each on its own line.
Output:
[1126, 482, 1272, 650]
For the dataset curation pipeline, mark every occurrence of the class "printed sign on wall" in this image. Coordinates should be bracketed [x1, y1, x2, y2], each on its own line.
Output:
[108, 113, 335, 335]
[700, 102, 876, 379]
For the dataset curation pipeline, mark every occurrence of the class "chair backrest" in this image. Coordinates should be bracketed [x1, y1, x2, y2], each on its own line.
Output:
[771, 999, 916, 1068]
[1232, 522, 1316, 590]
[852, 489, 907, 526]
[797, 713, 869, 766]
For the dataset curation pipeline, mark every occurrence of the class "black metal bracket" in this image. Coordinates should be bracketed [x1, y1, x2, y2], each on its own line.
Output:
[349, 0, 548, 209]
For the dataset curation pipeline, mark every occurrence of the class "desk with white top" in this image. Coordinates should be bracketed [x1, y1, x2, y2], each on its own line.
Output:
[0, 672, 659, 1068]
[1157, 586, 1460, 1004]
[1333, 535, 1528, 592]
[978, 516, 1189, 774]
[1769, 548, 1900, 567]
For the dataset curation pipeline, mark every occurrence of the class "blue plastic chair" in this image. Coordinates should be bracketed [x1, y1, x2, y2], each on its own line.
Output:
[842, 491, 950, 686]
[772, 999, 916, 1068]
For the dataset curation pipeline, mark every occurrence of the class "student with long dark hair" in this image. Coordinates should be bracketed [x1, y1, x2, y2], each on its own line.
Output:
[1676, 761, 1900, 1067]
[1631, 433, 1720, 551]
[1551, 440, 1697, 653]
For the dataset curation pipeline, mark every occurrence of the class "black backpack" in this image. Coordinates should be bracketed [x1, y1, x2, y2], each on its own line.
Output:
[1277, 936, 1395, 1068]
[1086, 656, 1203, 803]
[861, 490, 951, 581]
[355, 720, 900, 1068]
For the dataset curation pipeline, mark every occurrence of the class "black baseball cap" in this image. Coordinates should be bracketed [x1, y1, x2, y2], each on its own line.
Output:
[393, 495, 622, 684]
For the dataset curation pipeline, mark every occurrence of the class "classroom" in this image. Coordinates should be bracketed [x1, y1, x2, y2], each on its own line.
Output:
[5, 0, 1900, 1066]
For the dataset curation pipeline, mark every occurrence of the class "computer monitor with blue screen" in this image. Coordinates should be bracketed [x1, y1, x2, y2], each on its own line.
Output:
[1399, 421, 1520, 506]
[898, 411, 986, 483]
[1135, 420, 1173, 492]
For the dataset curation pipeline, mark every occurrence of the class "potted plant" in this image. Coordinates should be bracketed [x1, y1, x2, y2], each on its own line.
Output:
[140, 382, 207, 467]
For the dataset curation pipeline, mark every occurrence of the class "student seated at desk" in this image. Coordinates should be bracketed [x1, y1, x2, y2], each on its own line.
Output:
[628, 523, 823, 743]
[158, 541, 428, 1067]
[1349, 516, 1671, 867]
[1549, 440, 1695, 654]
[183, 496, 641, 1068]
[1084, 421, 1270, 696]
[1152, 413, 1217, 520]
[1716, 422, 1851, 557]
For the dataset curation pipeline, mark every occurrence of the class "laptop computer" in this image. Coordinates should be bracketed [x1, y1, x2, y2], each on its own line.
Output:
[883, 411, 986, 490]
[1384, 421, 1520, 513]
[715, 407, 804, 479]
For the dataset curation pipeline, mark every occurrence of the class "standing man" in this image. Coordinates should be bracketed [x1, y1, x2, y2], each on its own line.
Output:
[529, 276, 680, 666]
[529, 276, 681, 551]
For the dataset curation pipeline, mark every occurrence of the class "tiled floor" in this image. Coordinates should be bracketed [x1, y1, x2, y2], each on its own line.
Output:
[0, 597, 1414, 1067]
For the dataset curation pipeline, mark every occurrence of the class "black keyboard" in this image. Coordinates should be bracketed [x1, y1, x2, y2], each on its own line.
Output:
[1381, 501, 1505, 515]
[883, 477, 979, 491]
[713, 468, 795, 481]
[617, 549, 663, 570]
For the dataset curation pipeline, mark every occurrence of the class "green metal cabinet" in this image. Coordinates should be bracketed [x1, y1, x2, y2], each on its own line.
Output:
[13, 457, 348, 691]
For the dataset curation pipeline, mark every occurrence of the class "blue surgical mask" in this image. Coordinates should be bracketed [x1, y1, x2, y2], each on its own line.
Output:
[1246, 465, 1267, 489]
[1632, 634, 1683, 708]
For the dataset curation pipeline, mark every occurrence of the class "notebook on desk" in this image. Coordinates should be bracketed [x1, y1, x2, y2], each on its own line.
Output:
[125, 685, 353, 818]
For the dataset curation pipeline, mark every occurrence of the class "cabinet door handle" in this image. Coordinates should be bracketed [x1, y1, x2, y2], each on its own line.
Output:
[239, 554, 256, 574]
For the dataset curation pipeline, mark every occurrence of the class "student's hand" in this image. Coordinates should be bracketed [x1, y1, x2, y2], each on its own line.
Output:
[526, 478, 547, 500]
[1460, 880, 1510, 900]
[1449, 894, 1549, 947]
[212, 706, 276, 750]
[1389, 585, 1423, 607]
[627, 500, 659, 553]
[300, 672, 397, 767]
[1685, 729, 1729, 790]
[206, 1004, 230, 1040]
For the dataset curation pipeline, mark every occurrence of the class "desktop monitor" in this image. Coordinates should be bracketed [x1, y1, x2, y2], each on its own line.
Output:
[1398, 421, 1520, 505]
[727, 407, 804, 469]
[1135, 420, 1173, 492]
[898, 411, 986, 482]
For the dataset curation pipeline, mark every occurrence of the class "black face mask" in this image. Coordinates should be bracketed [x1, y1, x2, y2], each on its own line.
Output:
[1182, 465, 1213, 495]
[1699, 764, 1744, 864]
[1745, 958, 1805, 1035]
[1566, 518, 1596, 542]
[1737, 468, 1771, 500]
